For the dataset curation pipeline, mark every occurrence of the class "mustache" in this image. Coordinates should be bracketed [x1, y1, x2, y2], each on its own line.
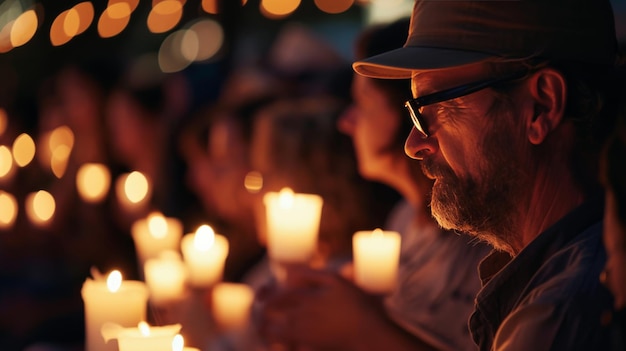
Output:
[420, 159, 455, 180]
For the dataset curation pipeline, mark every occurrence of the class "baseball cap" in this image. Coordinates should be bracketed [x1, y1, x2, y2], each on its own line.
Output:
[353, 0, 619, 79]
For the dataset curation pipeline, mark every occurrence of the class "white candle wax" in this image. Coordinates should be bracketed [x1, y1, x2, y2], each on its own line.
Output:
[352, 229, 401, 294]
[131, 211, 183, 264]
[212, 282, 255, 331]
[144, 251, 187, 305]
[116, 322, 181, 351]
[180, 225, 229, 288]
[81, 271, 149, 351]
[263, 187, 323, 264]
[172, 334, 201, 351]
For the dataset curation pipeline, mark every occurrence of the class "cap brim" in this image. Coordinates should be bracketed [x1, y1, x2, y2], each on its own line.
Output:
[352, 46, 496, 79]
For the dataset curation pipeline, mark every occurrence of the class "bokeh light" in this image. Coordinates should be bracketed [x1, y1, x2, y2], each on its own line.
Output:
[12, 133, 35, 167]
[97, 2, 131, 38]
[76, 163, 111, 203]
[0, 191, 17, 229]
[189, 19, 223, 61]
[158, 29, 192, 72]
[0, 145, 13, 178]
[260, 0, 301, 19]
[25, 190, 56, 226]
[10, 8, 38, 48]
[147, 0, 183, 34]
[315, 0, 354, 14]
[0, 108, 7, 136]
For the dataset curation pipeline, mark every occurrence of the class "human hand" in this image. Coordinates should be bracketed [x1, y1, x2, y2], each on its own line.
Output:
[256, 265, 388, 351]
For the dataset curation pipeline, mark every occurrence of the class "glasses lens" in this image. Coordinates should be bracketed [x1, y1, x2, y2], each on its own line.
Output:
[405, 101, 428, 138]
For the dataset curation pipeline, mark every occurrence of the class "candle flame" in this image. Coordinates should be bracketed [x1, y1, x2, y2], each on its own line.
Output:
[124, 171, 149, 203]
[106, 270, 123, 292]
[147, 211, 168, 238]
[138, 321, 150, 336]
[372, 228, 384, 237]
[194, 224, 215, 251]
[172, 334, 184, 351]
[278, 187, 294, 209]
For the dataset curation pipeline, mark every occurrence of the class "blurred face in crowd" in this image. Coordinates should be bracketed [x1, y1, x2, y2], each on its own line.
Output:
[339, 74, 401, 182]
[602, 189, 626, 309]
[404, 63, 529, 252]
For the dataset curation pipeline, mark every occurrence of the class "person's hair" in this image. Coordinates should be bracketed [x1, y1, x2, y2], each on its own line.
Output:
[354, 17, 414, 152]
[490, 59, 626, 196]
[253, 96, 398, 258]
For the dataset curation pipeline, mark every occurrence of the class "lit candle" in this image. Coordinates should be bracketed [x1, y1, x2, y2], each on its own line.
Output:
[144, 251, 187, 305]
[180, 224, 229, 288]
[81, 270, 149, 351]
[212, 282, 255, 331]
[172, 334, 200, 351]
[115, 171, 151, 213]
[25, 190, 55, 227]
[105, 321, 181, 351]
[263, 187, 323, 264]
[352, 228, 401, 294]
[131, 211, 183, 265]
[76, 163, 111, 203]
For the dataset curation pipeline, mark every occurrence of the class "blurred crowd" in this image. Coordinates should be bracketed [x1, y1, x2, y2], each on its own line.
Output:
[0, 2, 625, 351]
[0, 16, 398, 351]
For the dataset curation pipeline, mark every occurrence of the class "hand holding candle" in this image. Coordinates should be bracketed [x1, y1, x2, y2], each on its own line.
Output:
[263, 187, 323, 264]
[352, 228, 401, 294]
[180, 224, 229, 288]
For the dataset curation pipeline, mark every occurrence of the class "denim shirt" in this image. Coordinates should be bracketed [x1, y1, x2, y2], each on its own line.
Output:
[469, 197, 614, 351]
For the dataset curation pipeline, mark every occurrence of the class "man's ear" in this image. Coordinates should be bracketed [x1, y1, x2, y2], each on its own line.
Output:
[526, 68, 567, 145]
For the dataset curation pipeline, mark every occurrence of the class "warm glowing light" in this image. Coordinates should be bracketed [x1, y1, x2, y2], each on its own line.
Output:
[189, 19, 223, 61]
[315, 0, 353, 14]
[64, 8, 80, 36]
[278, 187, 295, 209]
[260, 0, 300, 18]
[0, 108, 7, 136]
[12, 133, 35, 167]
[172, 334, 184, 351]
[0, 191, 17, 229]
[147, 211, 168, 238]
[158, 30, 192, 73]
[98, 2, 131, 38]
[180, 29, 199, 62]
[201, 0, 247, 14]
[0, 145, 13, 178]
[50, 11, 73, 46]
[125, 171, 149, 203]
[194, 225, 215, 251]
[73, 2, 94, 35]
[49, 125, 75, 152]
[26, 190, 56, 225]
[76, 163, 111, 203]
[51, 145, 71, 178]
[10, 9, 38, 47]
[138, 321, 150, 336]
[147, 0, 182, 33]
[106, 270, 123, 292]
[0, 21, 14, 53]
[109, 0, 140, 12]
[244, 171, 263, 193]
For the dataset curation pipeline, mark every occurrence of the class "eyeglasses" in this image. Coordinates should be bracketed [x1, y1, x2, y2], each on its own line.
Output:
[404, 71, 527, 138]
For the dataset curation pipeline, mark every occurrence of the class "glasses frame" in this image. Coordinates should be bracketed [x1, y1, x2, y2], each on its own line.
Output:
[404, 71, 528, 138]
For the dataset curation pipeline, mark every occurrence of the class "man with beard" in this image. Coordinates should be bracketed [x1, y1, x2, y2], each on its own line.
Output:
[352, 0, 624, 350]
